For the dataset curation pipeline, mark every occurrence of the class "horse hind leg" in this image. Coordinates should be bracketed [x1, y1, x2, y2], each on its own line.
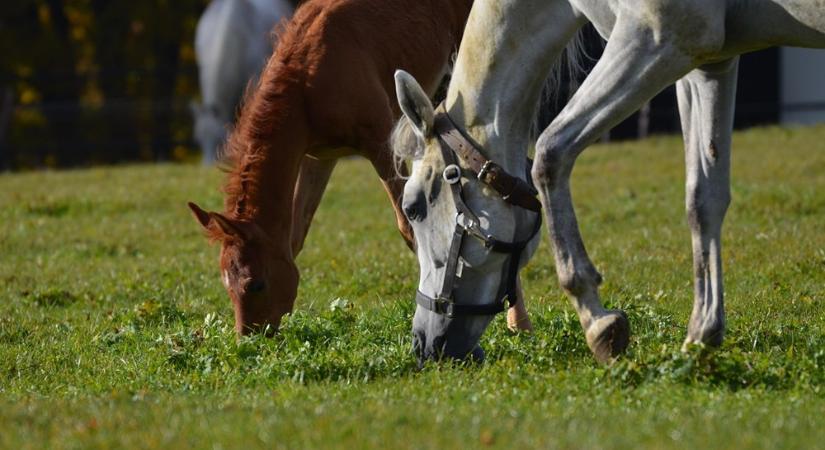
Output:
[507, 277, 534, 332]
[291, 155, 337, 256]
[532, 16, 701, 363]
[676, 58, 738, 349]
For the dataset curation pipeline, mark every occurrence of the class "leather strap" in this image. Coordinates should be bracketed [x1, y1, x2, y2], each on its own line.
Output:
[433, 113, 542, 213]
[416, 290, 508, 318]
[413, 107, 544, 318]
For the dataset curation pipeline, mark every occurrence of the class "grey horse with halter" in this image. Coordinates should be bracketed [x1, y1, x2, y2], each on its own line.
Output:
[395, 0, 824, 364]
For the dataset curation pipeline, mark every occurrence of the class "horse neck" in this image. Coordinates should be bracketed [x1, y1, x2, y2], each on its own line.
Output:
[445, 0, 583, 174]
[223, 80, 308, 235]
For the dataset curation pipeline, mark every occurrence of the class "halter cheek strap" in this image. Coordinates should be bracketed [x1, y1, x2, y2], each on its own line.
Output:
[414, 108, 543, 318]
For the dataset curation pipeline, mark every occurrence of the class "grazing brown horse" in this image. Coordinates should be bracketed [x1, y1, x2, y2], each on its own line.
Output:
[188, 0, 477, 335]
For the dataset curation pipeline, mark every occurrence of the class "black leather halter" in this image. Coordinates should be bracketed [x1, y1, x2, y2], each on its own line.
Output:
[414, 109, 543, 318]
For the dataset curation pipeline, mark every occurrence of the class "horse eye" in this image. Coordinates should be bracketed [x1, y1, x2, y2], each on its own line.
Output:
[247, 279, 266, 294]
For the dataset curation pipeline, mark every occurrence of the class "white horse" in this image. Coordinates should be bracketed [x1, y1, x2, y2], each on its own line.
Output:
[192, 0, 295, 164]
[394, 0, 825, 364]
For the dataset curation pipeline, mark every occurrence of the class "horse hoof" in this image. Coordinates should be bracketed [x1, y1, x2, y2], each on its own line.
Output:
[585, 310, 630, 364]
[684, 320, 724, 350]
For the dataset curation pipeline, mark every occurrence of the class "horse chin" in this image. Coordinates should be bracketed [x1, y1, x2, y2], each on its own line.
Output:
[414, 341, 486, 367]
[236, 320, 280, 338]
[414, 331, 485, 366]
[412, 308, 490, 366]
[234, 305, 286, 337]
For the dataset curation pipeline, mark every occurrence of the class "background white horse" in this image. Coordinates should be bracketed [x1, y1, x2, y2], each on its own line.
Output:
[192, 0, 295, 164]
[394, 0, 824, 363]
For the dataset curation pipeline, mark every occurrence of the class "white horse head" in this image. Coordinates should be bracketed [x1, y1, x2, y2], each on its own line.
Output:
[393, 70, 541, 364]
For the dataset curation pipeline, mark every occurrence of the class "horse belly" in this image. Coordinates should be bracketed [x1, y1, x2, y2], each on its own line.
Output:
[724, 0, 825, 50]
[305, 146, 360, 159]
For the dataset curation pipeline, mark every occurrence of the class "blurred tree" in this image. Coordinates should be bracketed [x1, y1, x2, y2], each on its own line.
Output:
[0, 0, 210, 169]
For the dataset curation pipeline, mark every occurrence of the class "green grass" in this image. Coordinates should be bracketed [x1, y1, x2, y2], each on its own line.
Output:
[1, 125, 824, 449]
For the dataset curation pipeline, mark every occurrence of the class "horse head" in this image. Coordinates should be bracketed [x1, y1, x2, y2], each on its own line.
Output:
[393, 70, 542, 365]
[188, 202, 298, 336]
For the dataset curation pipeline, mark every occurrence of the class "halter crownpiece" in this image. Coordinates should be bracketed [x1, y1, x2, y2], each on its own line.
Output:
[414, 106, 543, 318]
[432, 110, 542, 213]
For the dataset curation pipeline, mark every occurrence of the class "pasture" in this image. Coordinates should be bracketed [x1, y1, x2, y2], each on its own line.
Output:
[1, 125, 824, 449]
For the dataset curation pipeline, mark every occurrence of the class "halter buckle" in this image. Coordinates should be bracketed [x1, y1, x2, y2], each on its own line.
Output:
[442, 164, 462, 185]
[434, 298, 455, 318]
[477, 160, 494, 183]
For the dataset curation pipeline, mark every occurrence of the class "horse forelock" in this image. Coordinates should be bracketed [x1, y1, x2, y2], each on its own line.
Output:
[390, 117, 425, 178]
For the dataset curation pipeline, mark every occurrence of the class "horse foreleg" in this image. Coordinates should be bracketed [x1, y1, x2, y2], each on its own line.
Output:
[291, 155, 337, 256]
[676, 58, 738, 349]
[533, 16, 697, 363]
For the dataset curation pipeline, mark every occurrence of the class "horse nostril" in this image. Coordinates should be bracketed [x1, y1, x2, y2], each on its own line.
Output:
[247, 279, 266, 294]
[402, 193, 427, 222]
[403, 203, 417, 220]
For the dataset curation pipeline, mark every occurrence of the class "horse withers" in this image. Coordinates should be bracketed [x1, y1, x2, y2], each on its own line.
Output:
[192, 0, 296, 164]
[188, 0, 486, 336]
[394, 0, 824, 364]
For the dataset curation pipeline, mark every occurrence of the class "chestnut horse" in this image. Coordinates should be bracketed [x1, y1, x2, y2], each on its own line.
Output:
[188, 0, 484, 335]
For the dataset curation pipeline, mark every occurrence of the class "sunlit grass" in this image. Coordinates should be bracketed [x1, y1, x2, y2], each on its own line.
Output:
[1, 125, 824, 449]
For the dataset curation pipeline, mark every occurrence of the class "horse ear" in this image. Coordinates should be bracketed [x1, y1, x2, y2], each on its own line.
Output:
[188, 202, 212, 229]
[394, 70, 434, 138]
[209, 212, 244, 239]
[187, 202, 244, 240]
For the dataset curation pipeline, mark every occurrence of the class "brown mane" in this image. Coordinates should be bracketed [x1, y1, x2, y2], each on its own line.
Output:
[219, 4, 324, 224]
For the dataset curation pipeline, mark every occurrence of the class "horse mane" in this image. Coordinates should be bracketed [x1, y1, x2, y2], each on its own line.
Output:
[218, 3, 325, 223]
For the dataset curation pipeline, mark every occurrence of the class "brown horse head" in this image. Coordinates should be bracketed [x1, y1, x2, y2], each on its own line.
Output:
[188, 202, 298, 336]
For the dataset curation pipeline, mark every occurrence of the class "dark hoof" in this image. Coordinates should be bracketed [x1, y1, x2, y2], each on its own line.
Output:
[585, 310, 630, 364]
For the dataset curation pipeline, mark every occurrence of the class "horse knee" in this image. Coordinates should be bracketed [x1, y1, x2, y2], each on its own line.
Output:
[557, 264, 603, 296]
[685, 181, 730, 232]
[532, 133, 576, 190]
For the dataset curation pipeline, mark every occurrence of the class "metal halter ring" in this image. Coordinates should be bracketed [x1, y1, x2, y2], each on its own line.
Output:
[442, 164, 462, 185]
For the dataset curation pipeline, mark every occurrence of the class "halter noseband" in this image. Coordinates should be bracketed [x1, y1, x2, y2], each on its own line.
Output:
[415, 107, 543, 318]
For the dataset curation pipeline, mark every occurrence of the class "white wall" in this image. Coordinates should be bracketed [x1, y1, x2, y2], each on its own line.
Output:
[781, 48, 825, 125]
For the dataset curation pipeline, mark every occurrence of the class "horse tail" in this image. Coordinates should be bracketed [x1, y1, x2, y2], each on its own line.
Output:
[533, 28, 599, 137]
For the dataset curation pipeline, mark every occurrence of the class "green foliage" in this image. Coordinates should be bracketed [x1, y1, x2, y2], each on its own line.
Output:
[0, 125, 824, 448]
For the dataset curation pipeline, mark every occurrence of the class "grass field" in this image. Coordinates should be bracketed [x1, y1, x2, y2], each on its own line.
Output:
[1, 125, 824, 449]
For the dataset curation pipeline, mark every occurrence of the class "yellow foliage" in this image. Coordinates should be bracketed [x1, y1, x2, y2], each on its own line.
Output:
[19, 87, 41, 105]
[81, 84, 105, 109]
[15, 109, 47, 127]
[172, 145, 191, 162]
[37, 4, 51, 26]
